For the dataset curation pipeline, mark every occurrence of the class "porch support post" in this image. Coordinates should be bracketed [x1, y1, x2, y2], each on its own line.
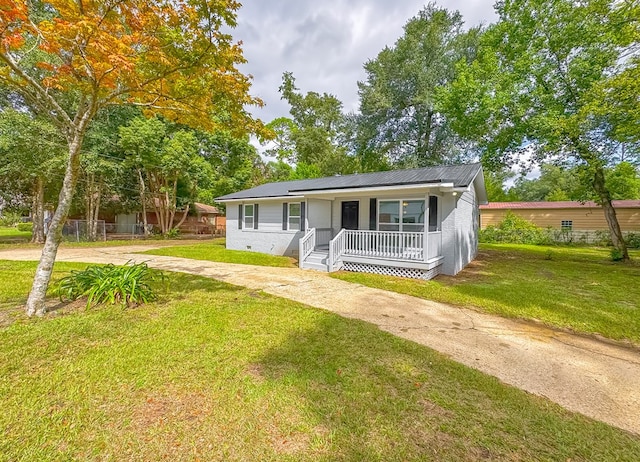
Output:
[424, 193, 429, 261]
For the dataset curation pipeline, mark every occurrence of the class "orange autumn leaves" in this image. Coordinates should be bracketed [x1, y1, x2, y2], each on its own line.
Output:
[0, 0, 263, 135]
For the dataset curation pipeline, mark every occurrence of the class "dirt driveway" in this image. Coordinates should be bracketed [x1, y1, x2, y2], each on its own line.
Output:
[3, 245, 640, 435]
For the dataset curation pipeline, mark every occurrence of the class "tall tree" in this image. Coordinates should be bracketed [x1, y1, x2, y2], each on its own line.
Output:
[200, 130, 264, 202]
[357, 3, 482, 167]
[444, 0, 639, 259]
[0, 1, 264, 316]
[0, 109, 65, 242]
[119, 117, 214, 235]
[265, 72, 355, 177]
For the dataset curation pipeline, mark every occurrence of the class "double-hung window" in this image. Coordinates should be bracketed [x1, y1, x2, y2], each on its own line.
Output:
[561, 220, 573, 231]
[282, 202, 305, 231]
[378, 200, 425, 232]
[288, 202, 301, 230]
[238, 203, 259, 230]
[244, 204, 255, 229]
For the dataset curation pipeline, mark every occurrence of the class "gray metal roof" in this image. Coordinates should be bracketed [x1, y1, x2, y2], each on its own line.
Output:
[216, 163, 482, 201]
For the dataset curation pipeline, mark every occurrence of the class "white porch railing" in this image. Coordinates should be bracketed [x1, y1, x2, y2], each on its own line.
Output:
[343, 230, 424, 261]
[299, 228, 316, 268]
[326, 229, 444, 272]
[428, 231, 442, 259]
[328, 228, 346, 271]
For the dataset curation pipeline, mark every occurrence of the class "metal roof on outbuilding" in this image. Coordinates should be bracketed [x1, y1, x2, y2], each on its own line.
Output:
[216, 163, 483, 201]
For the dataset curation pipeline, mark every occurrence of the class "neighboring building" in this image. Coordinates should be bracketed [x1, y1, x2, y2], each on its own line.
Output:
[480, 200, 640, 232]
[114, 202, 225, 235]
[216, 163, 487, 280]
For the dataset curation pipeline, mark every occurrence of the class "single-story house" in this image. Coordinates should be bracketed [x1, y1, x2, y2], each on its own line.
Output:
[480, 200, 640, 232]
[216, 163, 487, 280]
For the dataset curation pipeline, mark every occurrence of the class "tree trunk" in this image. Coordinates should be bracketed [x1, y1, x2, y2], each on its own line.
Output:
[593, 165, 629, 260]
[137, 169, 149, 236]
[85, 172, 97, 241]
[91, 186, 101, 241]
[175, 204, 190, 230]
[30, 177, 46, 244]
[25, 133, 84, 317]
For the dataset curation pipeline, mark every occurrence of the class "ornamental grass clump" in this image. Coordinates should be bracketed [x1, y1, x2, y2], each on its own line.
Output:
[53, 262, 165, 308]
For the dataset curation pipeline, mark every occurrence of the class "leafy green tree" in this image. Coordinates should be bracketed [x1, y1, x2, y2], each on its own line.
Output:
[484, 169, 518, 202]
[606, 162, 640, 200]
[0, 1, 263, 316]
[445, 0, 638, 259]
[509, 165, 585, 202]
[357, 3, 482, 167]
[199, 130, 263, 202]
[266, 72, 355, 177]
[119, 117, 214, 235]
[77, 106, 140, 240]
[0, 109, 65, 243]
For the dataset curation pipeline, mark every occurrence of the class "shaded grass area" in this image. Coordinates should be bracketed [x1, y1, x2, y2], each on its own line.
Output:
[0, 226, 31, 244]
[1, 261, 640, 460]
[141, 239, 298, 267]
[0, 237, 205, 251]
[332, 244, 640, 344]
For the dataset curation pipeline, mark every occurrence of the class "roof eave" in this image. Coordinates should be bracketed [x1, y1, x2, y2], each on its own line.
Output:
[216, 194, 305, 203]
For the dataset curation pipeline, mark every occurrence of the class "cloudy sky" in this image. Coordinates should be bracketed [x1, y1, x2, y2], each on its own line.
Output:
[233, 1, 497, 124]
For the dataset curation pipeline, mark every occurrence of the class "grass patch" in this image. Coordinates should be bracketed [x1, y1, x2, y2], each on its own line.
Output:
[142, 239, 298, 267]
[332, 244, 640, 344]
[0, 260, 639, 460]
[0, 226, 32, 243]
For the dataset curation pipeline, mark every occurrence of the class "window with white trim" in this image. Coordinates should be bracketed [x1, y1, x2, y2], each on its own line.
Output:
[561, 220, 573, 231]
[378, 200, 425, 232]
[288, 202, 301, 230]
[244, 204, 254, 229]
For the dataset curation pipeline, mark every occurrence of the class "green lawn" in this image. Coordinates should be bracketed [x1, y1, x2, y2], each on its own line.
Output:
[142, 239, 298, 267]
[1, 261, 639, 460]
[0, 226, 31, 244]
[332, 244, 640, 344]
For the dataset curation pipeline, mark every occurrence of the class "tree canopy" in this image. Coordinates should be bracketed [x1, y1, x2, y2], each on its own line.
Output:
[357, 3, 482, 167]
[443, 0, 640, 258]
[0, 1, 265, 316]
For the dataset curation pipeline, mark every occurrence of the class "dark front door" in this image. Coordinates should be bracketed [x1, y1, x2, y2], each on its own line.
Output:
[341, 201, 359, 230]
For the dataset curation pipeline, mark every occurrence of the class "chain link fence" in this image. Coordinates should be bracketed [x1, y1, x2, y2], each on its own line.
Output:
[61, 220, 106, 242]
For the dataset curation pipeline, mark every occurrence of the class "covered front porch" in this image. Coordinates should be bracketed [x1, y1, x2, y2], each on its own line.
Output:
[299, 227, 443, 278]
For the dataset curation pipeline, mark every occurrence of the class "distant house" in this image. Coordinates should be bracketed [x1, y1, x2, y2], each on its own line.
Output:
[480, 200, 640, 232]
[216, 163, 487, 280]
[114, 202, 225, 235]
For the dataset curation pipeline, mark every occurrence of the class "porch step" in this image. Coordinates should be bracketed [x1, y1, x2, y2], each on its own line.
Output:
[302, 250, 329, 272]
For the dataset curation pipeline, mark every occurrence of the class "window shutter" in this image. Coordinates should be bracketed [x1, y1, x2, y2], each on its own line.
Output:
[254, 204, 259, 229]
[369, 198, 377, 230]
[300, 202, 306, 232]
[282, 203, 288, 230]
[238, 204, 243, 229]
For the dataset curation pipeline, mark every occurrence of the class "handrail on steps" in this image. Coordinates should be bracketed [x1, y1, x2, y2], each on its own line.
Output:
[299, 228, 316, 268]
[328, 228, 346, 272]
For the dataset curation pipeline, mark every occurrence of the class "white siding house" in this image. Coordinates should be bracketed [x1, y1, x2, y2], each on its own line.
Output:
[217, 164, 487, 280]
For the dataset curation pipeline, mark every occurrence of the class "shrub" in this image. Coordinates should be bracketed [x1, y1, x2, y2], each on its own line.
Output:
[625, 232, 640, 250]
[479, 211, 552, 245]
[610, 248, 624, 261]
[53, 262, 166, 308]
[166, 228, 180, 239]
[592, 230, 612, 247]
[0, 212, 22, 227]
[16, 222, 32, 232]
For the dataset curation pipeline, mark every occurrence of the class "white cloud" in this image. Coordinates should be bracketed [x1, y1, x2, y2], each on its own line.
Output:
[234, 1, 497, 123]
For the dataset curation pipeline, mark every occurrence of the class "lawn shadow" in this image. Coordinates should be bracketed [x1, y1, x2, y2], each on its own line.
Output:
[162, 272, 244, 298]
[251, 309, 640, 460]
[253, 313, 503, 460]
